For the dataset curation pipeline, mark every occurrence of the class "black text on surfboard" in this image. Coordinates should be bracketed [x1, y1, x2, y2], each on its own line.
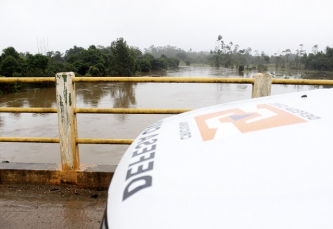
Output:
[123, 120, 163, 201]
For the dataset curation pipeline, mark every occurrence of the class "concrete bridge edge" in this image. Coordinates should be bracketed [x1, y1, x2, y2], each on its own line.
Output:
[0, 162, 115, 190]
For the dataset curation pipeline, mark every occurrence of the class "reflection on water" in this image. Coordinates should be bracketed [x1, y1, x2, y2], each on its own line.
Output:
[165, 66, 246, 78]
[2, 88, 57, 108]
[78, 84, 109, 108]
[0, 66, 332, 165]
[110, 83, 137, 108]
[10, 113, 22, 119]
[27, 88, 56, 108]
[76, 82, 137, 121]
[0, 114, 3, 128]
[269, 68, 333, 80]
[76, 82, 137, 109]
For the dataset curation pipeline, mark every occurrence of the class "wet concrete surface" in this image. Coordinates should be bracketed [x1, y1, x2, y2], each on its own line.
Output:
[0, 184, 107, 229]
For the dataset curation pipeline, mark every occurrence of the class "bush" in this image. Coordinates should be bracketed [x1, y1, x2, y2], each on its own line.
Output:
[137, 59, 152, 72]
[88, 66, 102, 77]
[167, 57, 180, 69]
[94, 63, 106, 76]
[150, 58, 167, 71]
[238, 65, 244, 72]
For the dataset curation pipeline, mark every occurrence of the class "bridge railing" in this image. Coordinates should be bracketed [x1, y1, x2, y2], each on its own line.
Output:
[1, 73, 333, 172]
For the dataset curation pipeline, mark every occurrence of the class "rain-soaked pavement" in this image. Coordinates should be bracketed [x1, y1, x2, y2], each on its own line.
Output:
[0, 184, 107, 229]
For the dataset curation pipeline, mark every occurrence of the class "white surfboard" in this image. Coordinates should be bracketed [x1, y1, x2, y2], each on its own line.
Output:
[101, 89, 333, 229]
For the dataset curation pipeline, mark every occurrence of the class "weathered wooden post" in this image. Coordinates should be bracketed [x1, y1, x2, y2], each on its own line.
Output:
[252, 73, 272, 98]
[55, 72, 80, 173]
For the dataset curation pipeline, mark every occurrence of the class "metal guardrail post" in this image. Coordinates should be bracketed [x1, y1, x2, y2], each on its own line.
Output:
[55, 72, 80, 172]
[252, 73, 272, 98]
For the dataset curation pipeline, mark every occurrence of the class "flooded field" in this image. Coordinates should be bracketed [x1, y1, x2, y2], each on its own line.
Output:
[0, 66, 330, 165]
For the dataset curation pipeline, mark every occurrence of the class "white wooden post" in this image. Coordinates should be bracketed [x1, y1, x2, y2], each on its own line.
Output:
[55, 72, 79, 171]
[252, 73, 272, 98]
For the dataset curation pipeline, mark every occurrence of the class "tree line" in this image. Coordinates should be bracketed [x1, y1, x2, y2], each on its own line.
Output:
[209, 35, 333, 72]
[1, 36, 332, 94]
[271, 45, 333, 71]
[0, 38, 180, 94]
[0, 38, 180, 78]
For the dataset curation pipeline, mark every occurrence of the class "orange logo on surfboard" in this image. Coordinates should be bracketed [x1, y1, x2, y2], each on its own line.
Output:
[194, 104, 307, 141]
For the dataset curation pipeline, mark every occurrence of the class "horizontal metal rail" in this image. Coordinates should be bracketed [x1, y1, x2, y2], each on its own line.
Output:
[0, 107, 57, 113]
[0, 77, 253, 84]
[74, 108, 192, 114]
[0, 77, 55, 83]
[272, 79, 333, 85]
[77, 138, 134, 144]
[0, 137, 134, 144]
[2, 76, 333, 86]
[0, 137, 60, 143]
[0, 107, 192, 114]
[73, 77, 254, 84]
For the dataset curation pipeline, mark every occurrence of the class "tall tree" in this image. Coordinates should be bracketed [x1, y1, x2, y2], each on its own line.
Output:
[109, 38, 136, 76]
[312, 45, 318, 54]
[285, 49, 291, 67]
[0, 47, 24, 76]
[1, 47, 20, 60]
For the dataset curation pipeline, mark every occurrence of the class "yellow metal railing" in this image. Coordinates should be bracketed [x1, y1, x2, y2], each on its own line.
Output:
[0, 107, 57, 113]
[2, 76, 333, 85]
[1, 73, 333, 171]
[0, 107, 191, 114]
[0, 77, 55, 83]
[272, 79, 333, 85]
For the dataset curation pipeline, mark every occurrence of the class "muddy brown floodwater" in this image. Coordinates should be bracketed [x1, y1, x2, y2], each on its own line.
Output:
[0, 66, 329, 165]
[0, 184, 107, 229]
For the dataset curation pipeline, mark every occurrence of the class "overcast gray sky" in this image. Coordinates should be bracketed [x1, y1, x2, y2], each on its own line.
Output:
[1, 0, 332, 56]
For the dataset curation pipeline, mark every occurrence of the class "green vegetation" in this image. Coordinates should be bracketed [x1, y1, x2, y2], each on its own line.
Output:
[0, 38, 180, 94]
[209, 35, 333, 73]
[208, 35, 271, 72]
[304, 47, 333, 71]
[1, 35, 332, 94]
[144, 45, 210, 65]
[271, 45, 333, 71]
